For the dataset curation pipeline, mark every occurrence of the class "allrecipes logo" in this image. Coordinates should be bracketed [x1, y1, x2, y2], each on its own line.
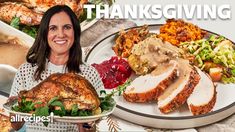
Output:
[84, 4, 231, 20]
[10, 113, 54, 123]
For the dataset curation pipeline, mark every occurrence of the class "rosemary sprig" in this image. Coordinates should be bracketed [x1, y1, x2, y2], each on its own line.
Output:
[99, 80, 131, 111]
[100, 80, 131, 99]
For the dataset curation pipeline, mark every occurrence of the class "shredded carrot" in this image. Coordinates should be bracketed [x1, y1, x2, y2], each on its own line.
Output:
[159, 19, 207, 46]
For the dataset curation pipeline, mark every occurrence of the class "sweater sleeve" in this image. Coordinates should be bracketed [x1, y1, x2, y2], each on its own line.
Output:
[10, 67, 26, 97]
[80, 64, 105, 95]
[9, 63, 35, 97]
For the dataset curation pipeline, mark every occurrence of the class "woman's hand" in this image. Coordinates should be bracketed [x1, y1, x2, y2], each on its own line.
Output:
[78, 123, 85, 132]
[8, 96, 25, 130]
[78, 122, 96, 132]
[7, 96, 18, 103]
[10, 113, 25, 131]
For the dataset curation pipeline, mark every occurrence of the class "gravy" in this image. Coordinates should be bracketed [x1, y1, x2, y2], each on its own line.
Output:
[0, 33, 29, 68]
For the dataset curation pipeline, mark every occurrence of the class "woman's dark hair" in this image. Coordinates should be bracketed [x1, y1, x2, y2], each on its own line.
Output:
[26, 5, 82, 80]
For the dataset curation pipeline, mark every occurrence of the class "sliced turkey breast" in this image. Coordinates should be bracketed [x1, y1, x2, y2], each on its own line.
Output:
[123, 60, 178, 103]
[158, 59, 200, 114]
[187, 68, 217, 115]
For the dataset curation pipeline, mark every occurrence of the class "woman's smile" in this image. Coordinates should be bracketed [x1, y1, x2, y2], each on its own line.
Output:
[54, 39, 67, 45]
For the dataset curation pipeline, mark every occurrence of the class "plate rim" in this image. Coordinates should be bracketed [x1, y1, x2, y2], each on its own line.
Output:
[84, 24, 235, 120]
[0, 91, 9, 97]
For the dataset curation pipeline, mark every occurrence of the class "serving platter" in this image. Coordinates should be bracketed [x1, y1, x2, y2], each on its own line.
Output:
[85, 24, 235, 129]
[3, 98, 116, 123]
[0, 20, 34, 48]
[0, 20, 34, 94]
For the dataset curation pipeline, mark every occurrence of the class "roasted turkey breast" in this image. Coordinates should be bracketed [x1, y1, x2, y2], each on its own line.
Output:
[123, 60, 178, 103]
[157, 59, 200, 114]
[18, 73, 100, 111]
[0, 2, 43, 25]
[121, 35, 216, 115]
[187, 68, 216, 115]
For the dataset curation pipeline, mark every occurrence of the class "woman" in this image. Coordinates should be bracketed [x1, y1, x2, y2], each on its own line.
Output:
[9, 5, 103, 131]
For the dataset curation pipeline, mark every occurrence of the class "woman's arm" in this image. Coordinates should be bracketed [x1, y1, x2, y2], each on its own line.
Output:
[10, 66, 26, 97]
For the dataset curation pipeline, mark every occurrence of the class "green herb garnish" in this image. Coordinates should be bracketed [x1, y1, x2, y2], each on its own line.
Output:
[100, 80, 131, 111]
[10, 16, 20, 29]
[10, 16, 38, 38]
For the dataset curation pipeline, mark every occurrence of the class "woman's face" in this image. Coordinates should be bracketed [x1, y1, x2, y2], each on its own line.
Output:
[47, 11, 74, 56]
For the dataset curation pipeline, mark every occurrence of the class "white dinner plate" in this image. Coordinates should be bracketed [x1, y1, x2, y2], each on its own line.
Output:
[85, 24, 235, 129]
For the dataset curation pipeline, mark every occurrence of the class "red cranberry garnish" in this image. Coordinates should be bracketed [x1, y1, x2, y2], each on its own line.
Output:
[92, 56, 132, 89]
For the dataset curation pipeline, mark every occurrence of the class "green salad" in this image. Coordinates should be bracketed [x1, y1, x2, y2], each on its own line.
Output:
[180, 35, 235, 83]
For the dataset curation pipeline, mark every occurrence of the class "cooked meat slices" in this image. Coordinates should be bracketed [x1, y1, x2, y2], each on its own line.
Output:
[158, 59, 200, 114]
[187, 68, 216, 115]
[0, 2, 43, 25]
[18, 73, 100, 111]
[123, 60, 178, 103]
[21, 0, 88, 16]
